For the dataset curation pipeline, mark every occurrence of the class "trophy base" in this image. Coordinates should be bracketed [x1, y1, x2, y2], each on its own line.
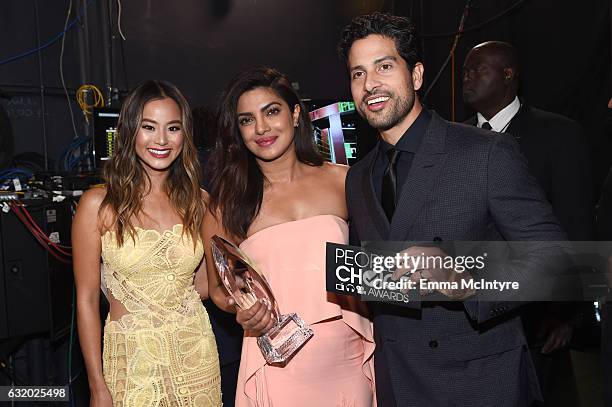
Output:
[257, 313, 314, 365]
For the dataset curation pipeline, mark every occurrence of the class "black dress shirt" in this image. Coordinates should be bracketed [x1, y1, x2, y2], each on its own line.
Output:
[372, 109, 432, 205]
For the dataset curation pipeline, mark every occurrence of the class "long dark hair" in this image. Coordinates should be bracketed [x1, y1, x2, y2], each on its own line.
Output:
[208, 67, 322, 239]
[100, 80, 204, 246]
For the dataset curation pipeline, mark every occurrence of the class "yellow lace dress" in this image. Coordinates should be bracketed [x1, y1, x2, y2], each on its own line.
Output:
[101, 224, 222, 406]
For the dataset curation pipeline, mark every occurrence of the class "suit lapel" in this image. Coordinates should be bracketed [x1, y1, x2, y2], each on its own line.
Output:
[505, 100, 529, 143]
[359, 146, 388, 240]
[389, 113, 448, 240]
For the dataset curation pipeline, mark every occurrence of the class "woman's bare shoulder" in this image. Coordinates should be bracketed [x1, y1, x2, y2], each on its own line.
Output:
[322, 161, 349, 177]
[79, 185, 107, 210]
[319, 162, 348, 188]
[78, 185, 116, 232]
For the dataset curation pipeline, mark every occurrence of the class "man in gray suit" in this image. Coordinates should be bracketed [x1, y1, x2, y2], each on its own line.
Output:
[338, 13, 567, 406]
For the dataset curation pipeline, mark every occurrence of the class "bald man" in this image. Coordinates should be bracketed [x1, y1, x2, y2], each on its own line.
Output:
[463, 42, 593, 242]
[463, 41, 593, 406]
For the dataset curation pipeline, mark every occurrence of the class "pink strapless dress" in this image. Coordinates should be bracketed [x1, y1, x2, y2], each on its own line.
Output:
[236, 215, 375, 407]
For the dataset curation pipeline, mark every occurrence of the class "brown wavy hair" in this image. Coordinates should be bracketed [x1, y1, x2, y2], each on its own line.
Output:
[208, 67, 323, 239]
[100, 80, 204, 247]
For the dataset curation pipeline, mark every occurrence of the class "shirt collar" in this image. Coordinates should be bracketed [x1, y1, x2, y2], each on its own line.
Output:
[380, 109, 432, 154]
[477, 96, 520, 132]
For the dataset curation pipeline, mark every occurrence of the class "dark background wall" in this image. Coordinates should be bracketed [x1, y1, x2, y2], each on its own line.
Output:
[404, 0, 611, 191]
[0, 0, 610, 189]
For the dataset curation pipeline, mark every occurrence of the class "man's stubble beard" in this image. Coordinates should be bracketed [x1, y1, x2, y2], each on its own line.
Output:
[359, 89, 416, 132]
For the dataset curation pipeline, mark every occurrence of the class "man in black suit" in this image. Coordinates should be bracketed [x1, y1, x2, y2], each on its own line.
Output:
[338, 13, 566, 406]
[462, 41, 593, 241]
[463, 41, 593, 406]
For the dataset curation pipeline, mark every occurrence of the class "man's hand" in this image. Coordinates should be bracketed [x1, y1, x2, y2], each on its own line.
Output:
[391, 245, 475, 300]
[538, 317, 573, 354]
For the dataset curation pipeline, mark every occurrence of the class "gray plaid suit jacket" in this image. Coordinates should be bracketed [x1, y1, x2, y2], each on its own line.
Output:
[346, 111, 567, 407]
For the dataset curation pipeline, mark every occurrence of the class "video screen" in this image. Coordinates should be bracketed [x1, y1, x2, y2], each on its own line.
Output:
[92, 109, 120, 168]
[306, 100, 359, 166]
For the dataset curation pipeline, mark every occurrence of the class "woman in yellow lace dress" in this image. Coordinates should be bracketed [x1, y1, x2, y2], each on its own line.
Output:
[73, 81, 221, 406]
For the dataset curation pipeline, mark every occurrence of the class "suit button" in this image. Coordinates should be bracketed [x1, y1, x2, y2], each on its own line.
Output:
[429, 340, 438, 348]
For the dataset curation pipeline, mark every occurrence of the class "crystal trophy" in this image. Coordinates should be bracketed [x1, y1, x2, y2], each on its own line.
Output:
[210, 235, 314, 365]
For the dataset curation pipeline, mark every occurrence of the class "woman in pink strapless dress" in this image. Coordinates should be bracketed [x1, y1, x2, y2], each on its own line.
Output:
[204, 68, 375, 407]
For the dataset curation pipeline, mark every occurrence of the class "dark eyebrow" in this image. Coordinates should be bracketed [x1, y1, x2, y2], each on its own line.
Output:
[349, 64, 365, 73]
[350, 55, 397, 72]
[237, 101, 282, 116]
[374, 55, 397, 65]
[141, 118, 182, 125]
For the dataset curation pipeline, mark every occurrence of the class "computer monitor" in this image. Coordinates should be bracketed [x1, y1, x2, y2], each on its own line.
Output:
[306, 100, 361, 166]
[92, 108, 120, 169]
